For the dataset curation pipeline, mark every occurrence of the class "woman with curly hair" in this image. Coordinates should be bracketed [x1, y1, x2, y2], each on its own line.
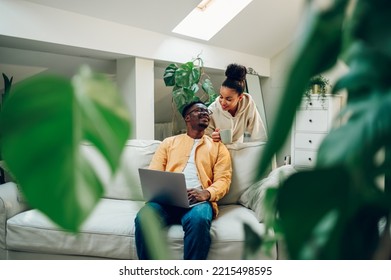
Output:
[206, 63, 267, 143]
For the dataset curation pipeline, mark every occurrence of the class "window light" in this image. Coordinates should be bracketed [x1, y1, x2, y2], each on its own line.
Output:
[172, 0, 253, 41]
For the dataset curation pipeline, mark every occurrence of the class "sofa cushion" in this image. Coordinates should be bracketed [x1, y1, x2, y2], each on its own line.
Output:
[6, 200, 276, 260]
[218, 142, 272, 205]
[239, 165, 297, 222]
[6, 198, 144, 259]
[83, 139, 161, 201]
[167, 204, 276, 259]
[207, 204, 276, 259]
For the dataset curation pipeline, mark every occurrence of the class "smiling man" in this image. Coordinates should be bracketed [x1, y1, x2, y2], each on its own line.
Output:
[134, 100, 232, 260]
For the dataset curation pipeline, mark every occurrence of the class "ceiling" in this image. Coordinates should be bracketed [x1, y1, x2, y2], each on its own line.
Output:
[0, 0, 306, 88]
[21, 0, 306, 59]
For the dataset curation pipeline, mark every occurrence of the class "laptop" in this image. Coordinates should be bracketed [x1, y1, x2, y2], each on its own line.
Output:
[138, 168, 206, 208]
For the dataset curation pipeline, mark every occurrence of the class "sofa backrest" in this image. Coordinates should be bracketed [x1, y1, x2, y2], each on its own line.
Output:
[83, 139, 272, 204]
[82, 139, 161, 201]
[218, 141, 271, 205]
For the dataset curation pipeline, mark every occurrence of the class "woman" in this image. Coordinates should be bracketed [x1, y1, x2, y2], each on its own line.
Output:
[206, 63, 267, 143]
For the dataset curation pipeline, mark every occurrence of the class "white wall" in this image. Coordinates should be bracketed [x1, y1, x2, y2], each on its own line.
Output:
[117, 57, 155, 139]
[0, 47, 116, 85]
[0, 0, 270, 76]
[0, 0, 273, 139]
[0, 46, 227, 139]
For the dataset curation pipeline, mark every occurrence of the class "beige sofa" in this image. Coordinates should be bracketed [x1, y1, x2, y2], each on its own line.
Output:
[0, 139, 295, 260]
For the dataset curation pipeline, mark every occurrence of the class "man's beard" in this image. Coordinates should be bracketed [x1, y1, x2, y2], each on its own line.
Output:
[198, 122, 208, 129]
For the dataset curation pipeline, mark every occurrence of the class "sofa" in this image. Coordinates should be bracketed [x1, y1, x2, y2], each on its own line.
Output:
[0, 139, 295, 260]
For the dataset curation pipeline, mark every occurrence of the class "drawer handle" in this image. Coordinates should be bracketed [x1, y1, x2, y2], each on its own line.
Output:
[309, 140, 312, 143]
[309, 119, 313, 123]
[309, 102, 313, 106]
[308, 157, 312, 161]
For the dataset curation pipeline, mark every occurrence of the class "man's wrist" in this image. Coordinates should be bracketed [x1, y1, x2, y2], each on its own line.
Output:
[206, 190, 211, 201]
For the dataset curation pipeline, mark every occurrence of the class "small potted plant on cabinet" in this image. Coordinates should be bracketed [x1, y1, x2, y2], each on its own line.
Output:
[304, 74, 330, 107]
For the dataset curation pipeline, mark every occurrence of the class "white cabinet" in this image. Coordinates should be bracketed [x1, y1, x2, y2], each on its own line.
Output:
[291, 94, 345, 169]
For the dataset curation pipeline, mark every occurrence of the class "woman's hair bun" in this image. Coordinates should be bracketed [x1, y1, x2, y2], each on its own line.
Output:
[225, 63, 247, 82]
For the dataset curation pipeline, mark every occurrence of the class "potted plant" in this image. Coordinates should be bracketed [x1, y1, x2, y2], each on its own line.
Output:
[163, 55, 218, 133]
[304, 74, 330, 107]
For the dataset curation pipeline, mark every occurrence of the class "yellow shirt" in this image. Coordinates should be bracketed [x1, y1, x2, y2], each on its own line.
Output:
[149, 134, 232, 218]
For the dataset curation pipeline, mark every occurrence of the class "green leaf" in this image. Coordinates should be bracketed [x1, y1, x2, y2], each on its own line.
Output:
[175, 62, 200, 88]
[277, 167, 387, 259]
[333, 42, 391, 97]
[202, 78, 218, 105]
[138, 205, 171, 259]
[263, 187, 279, 232]
[0, 67, 130, 232]
[190, 83, 199, 94]
[72, 66, 131, 172]
[347, 0, 391, 59]
[163, 63, 178, 86]
[242, 223, 263, 260]
[255, 0, 348, 180]
[277, 167, 349, 259]
[317, 91, 391, 172]
[163, 56, 214, 115]
[172, 87, 200, 114]
[299, 210, 339, 259]
[190, 63, 201, 85]
[172, 87, 187, 115]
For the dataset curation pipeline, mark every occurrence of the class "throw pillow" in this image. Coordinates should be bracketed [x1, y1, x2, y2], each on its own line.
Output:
[238, 165, 297, 222]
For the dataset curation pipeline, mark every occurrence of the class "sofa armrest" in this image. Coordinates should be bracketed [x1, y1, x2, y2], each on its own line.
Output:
[0, 182, 30, 249]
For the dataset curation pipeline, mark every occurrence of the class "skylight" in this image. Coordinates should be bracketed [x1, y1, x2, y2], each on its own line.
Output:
[172, 0, 253, 41]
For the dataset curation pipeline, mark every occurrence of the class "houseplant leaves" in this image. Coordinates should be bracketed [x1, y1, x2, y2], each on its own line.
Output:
[163, 56, 217, 115]
[277, 167, 387, 259]
[256, 0, 348, 179]
[251, 0, 391, 259]
[174, 61, 200, 88]
[0, 66, 131, 232]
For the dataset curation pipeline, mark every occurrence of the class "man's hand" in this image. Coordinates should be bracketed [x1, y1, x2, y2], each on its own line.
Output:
[211, 128, 221, 142]
[187, 188, 211, 204]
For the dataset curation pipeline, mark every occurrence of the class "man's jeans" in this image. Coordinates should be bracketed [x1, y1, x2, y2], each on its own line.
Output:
[135, 201, 213, 260]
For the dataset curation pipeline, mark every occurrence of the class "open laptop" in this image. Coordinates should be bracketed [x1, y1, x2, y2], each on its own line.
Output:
[138, 168, 206, 208]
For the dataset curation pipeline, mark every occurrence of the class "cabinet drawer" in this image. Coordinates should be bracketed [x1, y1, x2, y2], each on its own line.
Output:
[293, 150, 317, 167]
[294, 132, 326, 149]
[300, 97, 329, 109]
[295, 110, 328, 132]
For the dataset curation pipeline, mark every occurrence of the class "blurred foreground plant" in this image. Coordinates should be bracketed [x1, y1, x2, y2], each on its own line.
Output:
[250, 0, 391, 259]
[0, 66, 131, 232]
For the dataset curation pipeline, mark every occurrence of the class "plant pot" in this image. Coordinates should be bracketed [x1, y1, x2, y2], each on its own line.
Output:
[312, 84, 320, 94]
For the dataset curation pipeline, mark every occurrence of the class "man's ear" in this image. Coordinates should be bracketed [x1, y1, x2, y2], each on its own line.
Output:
[184, 114, 190, 122]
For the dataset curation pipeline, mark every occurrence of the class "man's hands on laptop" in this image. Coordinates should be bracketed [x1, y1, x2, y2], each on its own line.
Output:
[187, 189, 211, 205]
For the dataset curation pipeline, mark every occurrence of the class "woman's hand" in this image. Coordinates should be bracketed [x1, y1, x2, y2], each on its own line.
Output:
[211, 128, 221, 142]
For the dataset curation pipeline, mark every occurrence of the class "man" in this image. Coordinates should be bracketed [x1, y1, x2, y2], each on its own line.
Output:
[134, 101, 232, 260]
